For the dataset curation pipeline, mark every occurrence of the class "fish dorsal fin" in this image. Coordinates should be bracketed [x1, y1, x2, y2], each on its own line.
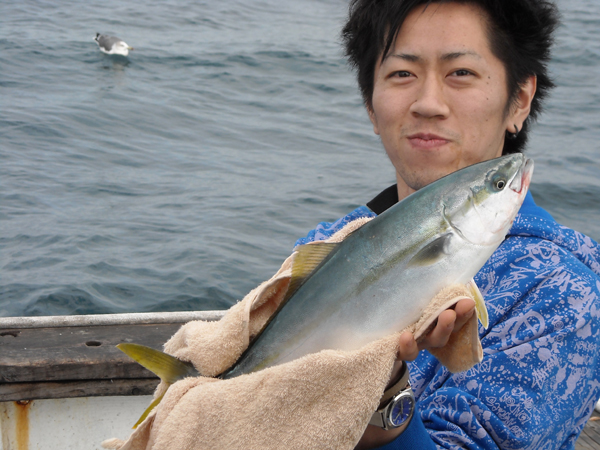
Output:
[117, 343, 199, 384]
[407, 233, 452, 267]
[286, 242, 339, 300]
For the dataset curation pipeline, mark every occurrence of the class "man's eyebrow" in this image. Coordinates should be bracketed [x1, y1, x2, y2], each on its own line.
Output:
[388, 53, 421, 62]
[441, 51, 481, 61]
[387, 51, 481, 62]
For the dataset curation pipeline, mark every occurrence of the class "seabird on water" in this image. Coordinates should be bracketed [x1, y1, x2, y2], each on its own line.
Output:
[94, 33, 134, 56]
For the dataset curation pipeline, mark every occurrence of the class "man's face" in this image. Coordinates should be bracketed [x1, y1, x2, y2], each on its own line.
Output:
[369, 2, 523, 199]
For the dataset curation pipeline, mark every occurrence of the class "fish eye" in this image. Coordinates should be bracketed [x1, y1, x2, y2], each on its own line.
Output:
[485, 170, 508, 192]
[495, 179, 506, 190]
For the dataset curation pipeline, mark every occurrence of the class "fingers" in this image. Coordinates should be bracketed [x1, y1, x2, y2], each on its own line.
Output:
[453, 297, 476, 329]
[392, 298, 476, 368]
[397, 330, 420, 362]
[385, 332, 418, 390]
[418, 298, 475, 350]
[423, 308, 456, 348]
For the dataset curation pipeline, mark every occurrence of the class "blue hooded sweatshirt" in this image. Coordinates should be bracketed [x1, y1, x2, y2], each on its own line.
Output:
[295, 191, 600, 450]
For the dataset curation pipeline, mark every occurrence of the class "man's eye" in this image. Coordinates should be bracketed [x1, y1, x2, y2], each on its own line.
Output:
[393, 71, 412, 78]
[452, 69, 472, 76]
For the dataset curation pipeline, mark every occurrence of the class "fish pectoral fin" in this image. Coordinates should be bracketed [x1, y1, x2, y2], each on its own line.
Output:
[407, 234, 452, 267]
[287, 242, 339, 298]
[466, 279, 489, 329]
[117, 343, 199, 384]
[132, 392, 166, 429]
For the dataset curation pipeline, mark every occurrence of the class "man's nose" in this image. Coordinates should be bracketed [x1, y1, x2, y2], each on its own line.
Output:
[409, 76, 450, 119]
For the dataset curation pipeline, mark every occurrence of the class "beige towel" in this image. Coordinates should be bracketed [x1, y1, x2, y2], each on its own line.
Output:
[103, 218, 482, 450]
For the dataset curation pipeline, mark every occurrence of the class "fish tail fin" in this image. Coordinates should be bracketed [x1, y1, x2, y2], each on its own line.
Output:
[132, 393, 165, 429]
[117, 343, 200, 429]
[117, 343, 199, 384]
[466, 279, 489, 329]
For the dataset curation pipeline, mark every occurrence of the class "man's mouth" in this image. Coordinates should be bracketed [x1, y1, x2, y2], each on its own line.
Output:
[407, 133, 450, 148]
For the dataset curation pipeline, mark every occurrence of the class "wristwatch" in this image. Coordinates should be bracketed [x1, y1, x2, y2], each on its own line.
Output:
[369, 363, 415, 431]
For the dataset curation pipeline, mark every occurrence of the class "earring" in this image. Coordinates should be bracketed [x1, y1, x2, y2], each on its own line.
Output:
[507, 125, 520, 140]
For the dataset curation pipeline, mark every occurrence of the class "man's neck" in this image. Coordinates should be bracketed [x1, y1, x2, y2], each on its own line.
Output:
[396, 176, 416, 203]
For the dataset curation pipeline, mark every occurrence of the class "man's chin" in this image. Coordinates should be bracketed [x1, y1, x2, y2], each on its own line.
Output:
[403, 171, 452, 192]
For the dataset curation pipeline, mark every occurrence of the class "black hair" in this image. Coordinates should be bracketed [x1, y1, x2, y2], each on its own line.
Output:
[341, 0, 560, 154]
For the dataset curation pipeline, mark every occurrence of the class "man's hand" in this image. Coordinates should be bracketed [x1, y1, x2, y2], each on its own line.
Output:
[355, 298, 476, 450]
[414, 296, 476, 351]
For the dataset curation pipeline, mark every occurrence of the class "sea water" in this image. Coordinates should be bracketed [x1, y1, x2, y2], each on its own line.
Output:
[1, 0, 599, 317]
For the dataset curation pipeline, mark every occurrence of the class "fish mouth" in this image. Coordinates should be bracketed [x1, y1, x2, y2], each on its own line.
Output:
[509, 157, 533, 194]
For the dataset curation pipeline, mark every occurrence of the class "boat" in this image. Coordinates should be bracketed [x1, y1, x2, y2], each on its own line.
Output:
[0, 310, 224, 450]
[2, 311, 598, 449]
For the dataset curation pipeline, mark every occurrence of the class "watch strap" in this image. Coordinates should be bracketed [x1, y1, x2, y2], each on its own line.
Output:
[369, 362, 413, 429]
[377, 362, 410, 409]
[369, 407, 387, 428]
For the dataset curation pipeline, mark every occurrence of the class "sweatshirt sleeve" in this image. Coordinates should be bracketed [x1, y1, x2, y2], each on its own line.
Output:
[374, 407, 438, 450]
[293, 206, 376, 248]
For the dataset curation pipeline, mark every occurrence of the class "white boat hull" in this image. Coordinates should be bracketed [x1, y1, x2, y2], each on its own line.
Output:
[0, 395, 152, 450]
[0, 310, 225, 450]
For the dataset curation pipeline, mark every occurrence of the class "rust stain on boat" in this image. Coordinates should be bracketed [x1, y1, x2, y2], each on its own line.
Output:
[15, 400, 30, 450]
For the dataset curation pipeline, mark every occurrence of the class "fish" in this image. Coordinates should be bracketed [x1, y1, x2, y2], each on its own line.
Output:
[118, 153, 533, 427]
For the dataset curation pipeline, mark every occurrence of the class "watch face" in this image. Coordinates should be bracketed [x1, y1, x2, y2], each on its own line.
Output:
[387, 392, 415, 427]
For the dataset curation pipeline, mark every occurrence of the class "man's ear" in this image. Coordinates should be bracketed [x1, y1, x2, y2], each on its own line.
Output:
[367, 104, 380, 136]
[507, 75, 537, 134]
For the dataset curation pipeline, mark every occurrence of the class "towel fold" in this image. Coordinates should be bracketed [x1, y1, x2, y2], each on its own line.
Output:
[103, 218, 483, 450]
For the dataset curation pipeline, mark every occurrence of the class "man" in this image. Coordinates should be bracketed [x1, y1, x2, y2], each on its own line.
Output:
[296, 0, 600, 448]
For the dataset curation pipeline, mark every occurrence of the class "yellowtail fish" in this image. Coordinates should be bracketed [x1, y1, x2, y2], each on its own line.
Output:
[119, 153, 533, 427]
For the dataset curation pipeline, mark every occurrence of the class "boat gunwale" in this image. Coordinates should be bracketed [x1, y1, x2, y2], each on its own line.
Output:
[0, 310, 226, 329]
